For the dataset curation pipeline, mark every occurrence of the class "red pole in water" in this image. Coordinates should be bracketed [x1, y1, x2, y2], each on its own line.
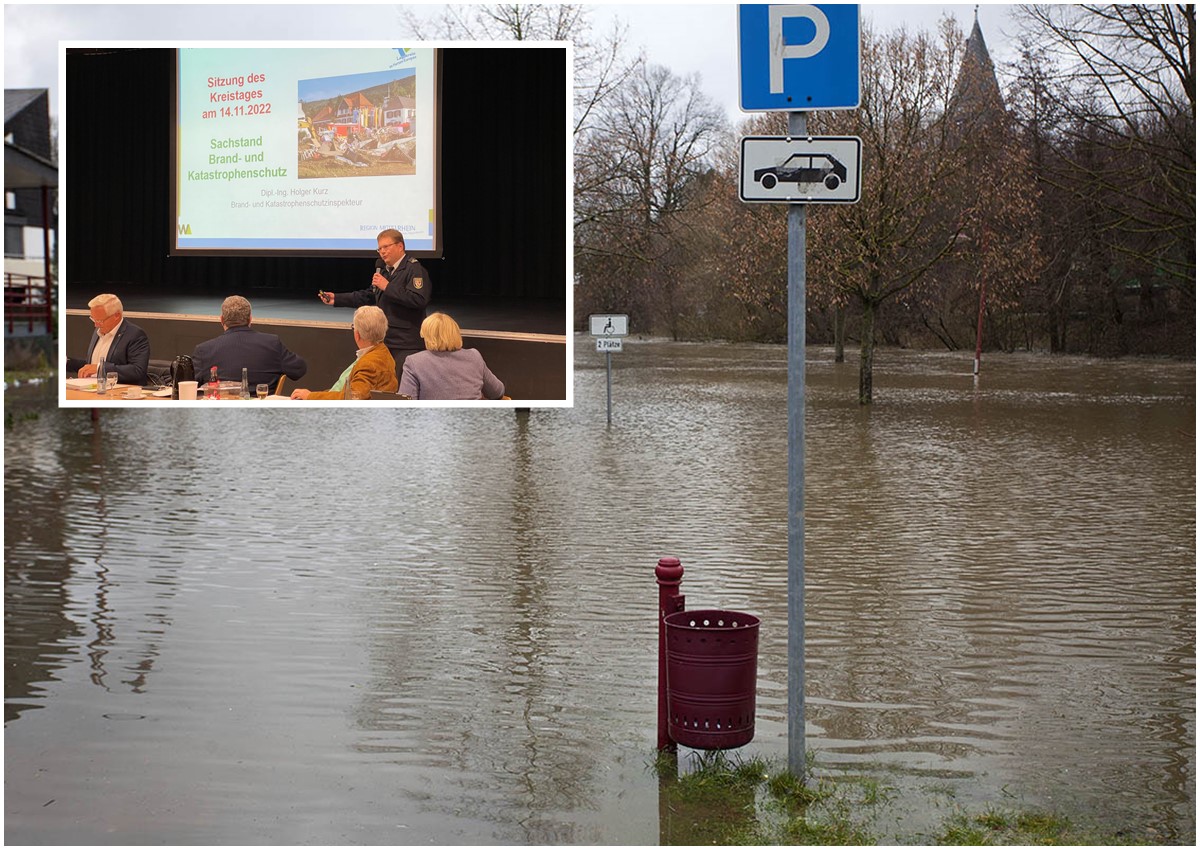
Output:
[974, 228, 988, 376]
[656, 557, 685, 751]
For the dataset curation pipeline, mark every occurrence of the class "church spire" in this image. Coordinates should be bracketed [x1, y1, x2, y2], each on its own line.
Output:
[951, 9, 1005, 123]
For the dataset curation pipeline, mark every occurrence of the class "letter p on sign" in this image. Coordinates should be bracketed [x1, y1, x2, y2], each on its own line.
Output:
[770, 5, 830, 93]
[739, 4, 860, 111]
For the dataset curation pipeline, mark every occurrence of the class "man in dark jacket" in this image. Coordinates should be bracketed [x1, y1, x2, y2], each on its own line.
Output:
[66, 293, 151, 385]
[318, 228, 431, 377]
[191, 295, 308, 390]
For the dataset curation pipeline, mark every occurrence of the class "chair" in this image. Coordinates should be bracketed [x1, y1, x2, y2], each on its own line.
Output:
[275, 375, 286, 396]
[145, 359, 173, 388]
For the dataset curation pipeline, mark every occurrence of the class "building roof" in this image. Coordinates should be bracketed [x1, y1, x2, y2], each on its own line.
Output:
[4, 89, 56, 190]
[4, 143, 58, 189]
[964, 16, 997, 80]
[950, 13, 1005, 121]
[342, 91, 375, 109]
[4, 89, 46, 125]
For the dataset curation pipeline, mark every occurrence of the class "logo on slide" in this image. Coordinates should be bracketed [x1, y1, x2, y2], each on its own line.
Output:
[177, 223, 193, 236]
[391, 48, 417, 67]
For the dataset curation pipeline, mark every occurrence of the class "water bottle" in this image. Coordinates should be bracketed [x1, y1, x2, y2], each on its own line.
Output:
[208, 365, 220, 399]
[96, 361, 107, 396]
[240, 367, 250, 400]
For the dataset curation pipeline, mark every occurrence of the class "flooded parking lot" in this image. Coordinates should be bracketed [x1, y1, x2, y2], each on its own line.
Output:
[4, 340, 1194, 843]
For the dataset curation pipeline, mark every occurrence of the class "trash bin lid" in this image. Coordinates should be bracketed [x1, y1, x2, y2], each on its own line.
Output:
[663, 609, 759, 631]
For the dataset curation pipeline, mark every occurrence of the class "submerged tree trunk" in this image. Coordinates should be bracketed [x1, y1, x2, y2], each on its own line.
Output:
[858, 299, 877, 404]
[1048, 303, 1067, 353]
[834, 305, 846, 363]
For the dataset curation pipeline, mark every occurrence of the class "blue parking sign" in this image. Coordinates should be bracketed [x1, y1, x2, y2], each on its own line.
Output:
[739, 4, 860, 111]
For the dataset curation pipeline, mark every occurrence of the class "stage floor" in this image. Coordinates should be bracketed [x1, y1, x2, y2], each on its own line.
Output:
[65, 288, 569, 337]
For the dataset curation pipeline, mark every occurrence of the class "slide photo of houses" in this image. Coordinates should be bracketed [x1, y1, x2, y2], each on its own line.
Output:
[297, 67, 417, 179]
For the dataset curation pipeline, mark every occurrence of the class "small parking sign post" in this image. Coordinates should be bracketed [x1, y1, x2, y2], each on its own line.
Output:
[590, 314, 627, 425]
[738, 3, 861, 779]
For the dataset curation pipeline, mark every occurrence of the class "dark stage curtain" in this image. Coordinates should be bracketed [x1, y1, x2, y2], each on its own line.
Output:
[65, 47, 566, 304]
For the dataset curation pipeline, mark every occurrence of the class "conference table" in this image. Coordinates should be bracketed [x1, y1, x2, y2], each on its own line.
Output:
[62, 381, 419, 403]
[63, 381, 288, 402]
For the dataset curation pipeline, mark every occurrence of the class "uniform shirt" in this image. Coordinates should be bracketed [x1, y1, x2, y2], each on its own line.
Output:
[333, 253, 432, 354]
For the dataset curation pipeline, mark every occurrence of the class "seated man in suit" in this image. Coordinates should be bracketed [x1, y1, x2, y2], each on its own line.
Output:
[290, 306, 397, 400]
[66, 293, 151, 385]
[191, 295, 307, 389]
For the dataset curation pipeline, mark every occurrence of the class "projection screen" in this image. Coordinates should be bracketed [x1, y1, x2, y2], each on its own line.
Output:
[172, 45, 440, 257]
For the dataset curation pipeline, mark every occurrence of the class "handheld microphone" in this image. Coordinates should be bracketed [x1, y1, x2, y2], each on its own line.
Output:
[373, 257, 386, 293]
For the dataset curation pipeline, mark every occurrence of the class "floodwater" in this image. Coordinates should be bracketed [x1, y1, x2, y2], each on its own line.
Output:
[4, 340, 1195, 844]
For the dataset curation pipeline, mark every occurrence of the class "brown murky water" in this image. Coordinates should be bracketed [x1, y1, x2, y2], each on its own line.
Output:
[4, 341, 1194, 843]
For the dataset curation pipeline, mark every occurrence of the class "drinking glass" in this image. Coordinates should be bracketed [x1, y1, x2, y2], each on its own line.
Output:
[105, 373, 118, 394]
[256, 383, 269, 400]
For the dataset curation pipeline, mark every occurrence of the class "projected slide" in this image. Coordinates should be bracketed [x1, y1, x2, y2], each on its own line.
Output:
[174, 47, 438, 255]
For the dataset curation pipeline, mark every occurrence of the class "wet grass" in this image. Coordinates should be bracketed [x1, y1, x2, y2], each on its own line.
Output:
[932, 807, 1166, 845]
[4, 409, 41, 428]
[4, 363, 55, 384]
[3, 367, 55, 428]
[651, 750, 1163, 845]
[653, 749, 873, 845]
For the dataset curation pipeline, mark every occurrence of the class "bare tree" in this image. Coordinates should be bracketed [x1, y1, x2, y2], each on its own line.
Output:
[1006, 42, 1079, 351]
[400, 4, 640, 137]
[575, 63, 727, 332]
[693, 111, 791, 341]
[803, 22, 986, 402]
[1014, 4, 1195, 292]
[589, 64, 726, 237]
[401, 4, 651, 325]
[401, 3, 579, 41]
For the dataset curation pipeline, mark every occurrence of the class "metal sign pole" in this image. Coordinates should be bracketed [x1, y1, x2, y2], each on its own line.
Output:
[606, 351, 613, 426]
[787, 109, 807, 777]
[738, 2, 861, 778]
[589, 315, 627, 426]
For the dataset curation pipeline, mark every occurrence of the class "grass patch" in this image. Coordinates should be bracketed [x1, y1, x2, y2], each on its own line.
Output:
[932, 806, 1161, 845]
[653, 750, 881, 845]
[650, 750, 1165, 845]
[5, 366, 55, 384]
[780, 813, 873, 845]
[767, 768, 826, 808]
[4, 366, 54, 429]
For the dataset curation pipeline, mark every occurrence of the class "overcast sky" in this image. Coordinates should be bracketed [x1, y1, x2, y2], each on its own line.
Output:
[5, 2, 1023, 123]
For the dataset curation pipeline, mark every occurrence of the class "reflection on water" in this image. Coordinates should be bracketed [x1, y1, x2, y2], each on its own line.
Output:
[4, 343, 1195, 844]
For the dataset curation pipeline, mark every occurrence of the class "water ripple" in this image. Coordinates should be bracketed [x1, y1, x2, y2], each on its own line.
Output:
[3, 347, 1194, 843]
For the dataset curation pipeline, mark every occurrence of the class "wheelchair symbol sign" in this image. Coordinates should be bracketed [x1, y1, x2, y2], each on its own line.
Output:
[738, 4, 861, 111]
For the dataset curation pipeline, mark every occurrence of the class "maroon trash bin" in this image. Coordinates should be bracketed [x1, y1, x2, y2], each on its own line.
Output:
[664, 609, 759, 750]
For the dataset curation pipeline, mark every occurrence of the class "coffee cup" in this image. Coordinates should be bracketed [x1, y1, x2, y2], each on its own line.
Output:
[178, 380, 199, 400]
[124, 387, 143, 399]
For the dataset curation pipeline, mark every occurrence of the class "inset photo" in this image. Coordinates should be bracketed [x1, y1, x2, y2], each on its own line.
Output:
[56, 42, 572, 407]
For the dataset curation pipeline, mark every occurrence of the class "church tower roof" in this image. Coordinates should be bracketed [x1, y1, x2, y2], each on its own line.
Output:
[951, 7, 1005, 124]
[965, 10, 995, 72]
